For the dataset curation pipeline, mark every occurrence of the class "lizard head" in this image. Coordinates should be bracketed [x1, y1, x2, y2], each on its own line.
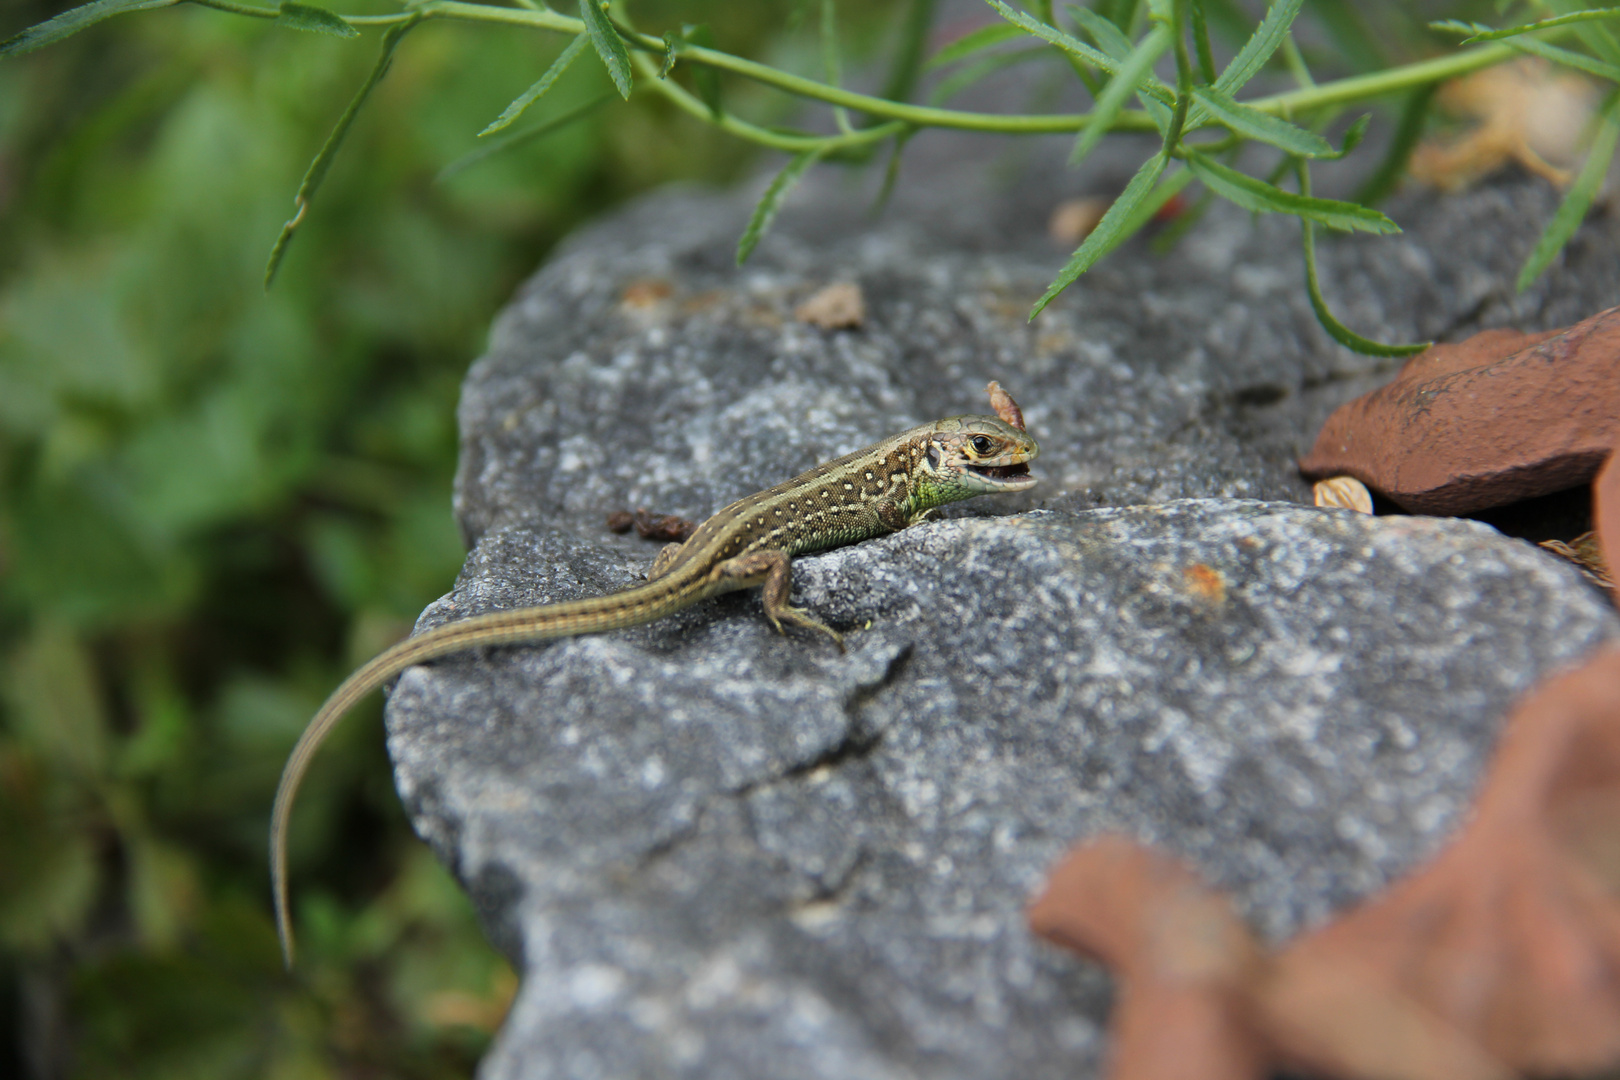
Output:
[913, 414, 1040, 504]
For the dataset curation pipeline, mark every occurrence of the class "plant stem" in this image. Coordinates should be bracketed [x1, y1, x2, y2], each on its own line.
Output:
[628, 48, 902, 154]
[339, 2, 1521, 138]
[1250, 42, 1516, 113]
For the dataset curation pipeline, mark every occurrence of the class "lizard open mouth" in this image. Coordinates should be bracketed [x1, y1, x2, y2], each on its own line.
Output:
[967, 461, 1034, 487]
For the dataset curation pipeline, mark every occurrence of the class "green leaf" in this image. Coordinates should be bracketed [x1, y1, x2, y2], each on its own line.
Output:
[660, 29, 679, 77]
[1325, 113, 1369, 160]
[579, 0, 633, 99]
[265, 15, 421, 287]
[1189, 0, 1217, 82]
[821, 0, 843, 87]
[870, 127, 917, 213]
[5, 623, 110, 777]
[880, 0, 937, 103]
[737, 149, 826, 264]
[1066, 4, 1176, 127]
[928, 46, 1053, 105]
[926, 22, 1025, 68]
[1339, 113, 1370, 155]
[1437, 8, 1620, 45]
[440, 93, 610, 177]
[984, 0, 1127, 79]
[1067, 3, 1134, 57]
[1353, 86, 1435, 206]
[1030, 150, 1168, 319]
[479, 35, 587, 137]
[1213, 0, 1303, 94]
[1500, 35, 1620, 83]
[275, 0, 356, 37]
[684, 24, 723, 118]
[1548, 0, 1620, 65]
[1192, 85, 1332, 156]
[1074, 24, 1170, 164]
[1297, 164, 1428, 357]
[1517, 89, 1620, 291]
[0, 0, 177, 56]
[663, 24, 723, 118]
[1185, 152, 1400, 233]
[1120, 161, 1195, 241]
[1428, 18, 1498, 40]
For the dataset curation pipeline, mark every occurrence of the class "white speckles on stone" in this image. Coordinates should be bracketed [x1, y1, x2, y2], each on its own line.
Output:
[556, 435, 594, 474]
[569, 964, 627, 1008]
[412, 170, 1620, 1080]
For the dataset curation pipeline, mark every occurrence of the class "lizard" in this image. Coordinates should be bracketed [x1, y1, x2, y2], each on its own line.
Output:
[271, 382, 1039, 964]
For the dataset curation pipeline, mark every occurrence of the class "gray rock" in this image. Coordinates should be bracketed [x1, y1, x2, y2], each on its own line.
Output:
[388, 168, 1620, 1079]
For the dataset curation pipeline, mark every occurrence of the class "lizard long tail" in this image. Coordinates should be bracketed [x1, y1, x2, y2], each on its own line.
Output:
[270, 572, 706, 966]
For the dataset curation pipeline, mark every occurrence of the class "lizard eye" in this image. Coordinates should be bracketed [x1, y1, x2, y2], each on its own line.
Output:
[970, 434, 995, 456]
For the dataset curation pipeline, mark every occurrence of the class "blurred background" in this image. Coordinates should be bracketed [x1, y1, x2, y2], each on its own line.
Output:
[0, 0, 1535, 1076]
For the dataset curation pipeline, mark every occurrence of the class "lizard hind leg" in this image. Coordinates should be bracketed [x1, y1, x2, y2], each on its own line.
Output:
[717, 549, 846, 652]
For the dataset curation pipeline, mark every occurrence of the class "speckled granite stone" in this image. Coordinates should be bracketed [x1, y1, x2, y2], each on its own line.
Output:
[387, 159, 1620, 1079]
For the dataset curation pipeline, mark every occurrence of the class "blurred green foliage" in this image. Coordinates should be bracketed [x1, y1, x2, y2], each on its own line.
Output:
[0, 1, 881, 1075]
[2, 0, 1603, 1075]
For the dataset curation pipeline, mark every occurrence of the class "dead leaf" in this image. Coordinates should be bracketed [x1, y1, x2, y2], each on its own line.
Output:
[620, 278, 675, 308]
[986, 380, 1026, 431]
[1409, 59, 1597, 191]
[1049, 197, 1110, 247]
[605, 508, 697, 542]
[420, 966, 518, 1033]
[1030, 642, 1620, 1079]
[1276, 643, 1620, 1075]
[1599, 448, 1619, 603]
[1299, 306, 1620, 514]
[1539, 532, 1612, 589]
[1313, 476, 1373, 514]
[1028, 837, 1270, 1080]
[794, 282, 865, 330]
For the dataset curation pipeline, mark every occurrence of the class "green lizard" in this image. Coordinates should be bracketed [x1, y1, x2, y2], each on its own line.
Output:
[272, 383, 1038, 964]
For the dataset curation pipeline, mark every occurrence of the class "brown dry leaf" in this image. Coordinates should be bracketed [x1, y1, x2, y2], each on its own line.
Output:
[605, 508, 697, 542]
[986, 380, 1026, 431]
[1299, 306, 1620, 514]
[620, 278, 675, 309]
[1030, 838, 1509, 1080]
[1313, 476, 1373, 514]
[420, 966, 519, 1033]
[1031, 640, 1620, 1079]
[1049, 197, 1110, 247]
[1409, 59, 1598, 191]
[1028, 837, 1270, 1080]
[1539, 532, 1613, 589]
[1599, 448, 1620, 602]
[1275, 643, 1620, 1075]
[794, 282, 865, 330]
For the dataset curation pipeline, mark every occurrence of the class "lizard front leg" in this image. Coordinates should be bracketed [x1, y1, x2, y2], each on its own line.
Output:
[647, 542, 685, 580]
[715, 549, 845, 651]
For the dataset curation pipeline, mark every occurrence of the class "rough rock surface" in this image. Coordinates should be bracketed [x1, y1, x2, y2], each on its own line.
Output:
[388, 161, 1620, 1079]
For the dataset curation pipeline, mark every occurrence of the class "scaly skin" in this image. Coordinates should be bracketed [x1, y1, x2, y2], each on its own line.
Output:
[272, 393, 1039, 964]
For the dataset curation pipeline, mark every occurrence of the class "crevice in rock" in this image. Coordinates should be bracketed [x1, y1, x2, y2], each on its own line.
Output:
[790, 848, 870, 911]
[633, 804, 708, 870]
[1297, 355, 1405, 393]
